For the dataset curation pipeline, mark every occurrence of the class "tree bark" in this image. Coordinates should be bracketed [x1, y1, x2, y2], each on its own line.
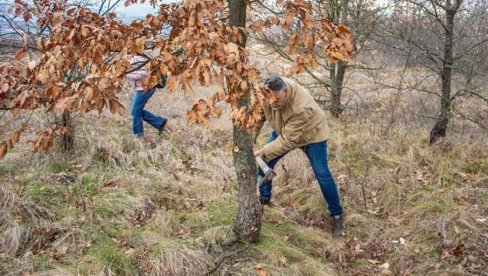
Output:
[61, 111, 74, 152]
[430, 3, 458, 144]
[329, 60, 347, 118]
[229, 0, 262, 242]
[327, 0, 348, 118]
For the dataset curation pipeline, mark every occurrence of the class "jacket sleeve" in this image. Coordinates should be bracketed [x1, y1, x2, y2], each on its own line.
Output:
[260, 107, 315, 160]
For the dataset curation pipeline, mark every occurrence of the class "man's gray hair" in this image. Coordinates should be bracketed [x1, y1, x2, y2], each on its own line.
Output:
[264, 75, 286, 92]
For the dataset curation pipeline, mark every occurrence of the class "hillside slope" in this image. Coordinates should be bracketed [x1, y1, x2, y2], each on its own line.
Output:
[1, 77, 487, 275]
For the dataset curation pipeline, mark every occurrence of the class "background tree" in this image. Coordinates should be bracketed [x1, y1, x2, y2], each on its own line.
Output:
[374, 0, 488, 144]
[252, 0, 382, 117]
[0, 0, 125, 152]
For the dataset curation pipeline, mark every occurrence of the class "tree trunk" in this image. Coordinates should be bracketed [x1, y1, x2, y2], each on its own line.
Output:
[229, 0, 262, 242]
[430, 7, 456, 144]
[329, 61, 347, 118]
[327, 0, 348, 118]
[232, 105, 262, 242]
[60, 111, 74, 152]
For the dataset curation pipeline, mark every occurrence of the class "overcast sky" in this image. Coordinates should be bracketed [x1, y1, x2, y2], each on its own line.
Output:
[115, 2, 159, 19]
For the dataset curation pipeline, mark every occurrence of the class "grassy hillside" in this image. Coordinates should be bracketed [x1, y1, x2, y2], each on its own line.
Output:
[1, 72, 487, 275]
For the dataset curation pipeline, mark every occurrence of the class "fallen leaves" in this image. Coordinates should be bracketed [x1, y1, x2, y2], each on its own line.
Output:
[131, 198, 156, 226]
[390, 237, 407, 245]
[379, 262, 393, 275]
[399, 237, 407, 245]
[254, 263, 268, 276]
[453, 172, 478, 183]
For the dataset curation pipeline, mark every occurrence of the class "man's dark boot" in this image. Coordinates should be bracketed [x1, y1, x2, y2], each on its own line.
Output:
[259, 196, 271, 205]
[158, 118, 168, 136]
[332, 215, 344, 237]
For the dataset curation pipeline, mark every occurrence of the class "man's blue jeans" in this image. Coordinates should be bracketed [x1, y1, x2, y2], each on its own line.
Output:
[258, 131, 343, 216]
[131, 88, 166, 137]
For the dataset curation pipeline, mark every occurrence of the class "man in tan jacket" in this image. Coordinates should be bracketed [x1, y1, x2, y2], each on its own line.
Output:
[254, 75, 344, 237]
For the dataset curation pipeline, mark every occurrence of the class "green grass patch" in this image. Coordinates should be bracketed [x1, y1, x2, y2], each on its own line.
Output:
[407, 195, 456, 218]
[280, 246, 308, 263]
[20, 176, 34, 186]
[32, 254, 51, 272]
[257, 223, 313, 263]
[415, 237, 442, 260]
[273, 221, 325, 260]
[183, 212, 211, 233]
[118, 129, 131, 138]
[149, 209, 182, 235]
[102, 222, 133, 239]
[92, 201, 121, 220]
[88, 190, 136, 228]
[29, 183, 46, 199]
[460, 161, 488, 174]
[72, 173, 98, 196]
[91, 152, 107, 164]
[0, 161, 17, 179]
[208, 201, 236, 226]
[379, 182, 407, 215]
[87, 237, 135, 275]
[49, 161, 69, 173]
[257, 217, 332, 267]
[256, 227, 282, 252]
[259, 223, 300, 255]
[345, 153, 368, 171]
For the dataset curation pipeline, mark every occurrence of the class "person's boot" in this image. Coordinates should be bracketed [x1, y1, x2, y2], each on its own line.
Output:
[259, 196, 271, 205]
[332, 214, 344, 237]
[158, 118, 168, 136]
[158, 119, 170, 135]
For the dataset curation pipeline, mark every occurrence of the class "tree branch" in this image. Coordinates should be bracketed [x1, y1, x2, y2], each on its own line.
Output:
[251, 0, 283, 15]
[204, 243, 249, 275]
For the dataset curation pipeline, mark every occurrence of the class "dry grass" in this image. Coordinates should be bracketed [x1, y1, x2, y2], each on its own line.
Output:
[149, 241, 213, 276]
[0, 186, 50, 258]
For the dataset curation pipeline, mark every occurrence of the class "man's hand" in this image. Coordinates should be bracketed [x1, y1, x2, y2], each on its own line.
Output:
[256, 85, 271, 106]
[254, 149, 265, 158]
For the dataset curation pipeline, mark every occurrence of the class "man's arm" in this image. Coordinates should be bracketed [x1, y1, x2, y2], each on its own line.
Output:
[258, 108, 315, 160]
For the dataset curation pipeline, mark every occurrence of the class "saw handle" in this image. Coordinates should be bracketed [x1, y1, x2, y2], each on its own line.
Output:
[255, 156, 269, 172]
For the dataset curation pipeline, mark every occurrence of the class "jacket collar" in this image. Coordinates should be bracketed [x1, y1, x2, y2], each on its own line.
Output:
[282, 79, 293, 109]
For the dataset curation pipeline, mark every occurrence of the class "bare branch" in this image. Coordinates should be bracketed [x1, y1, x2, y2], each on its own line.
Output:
[101, 0, 124, 16]
[405, 0, 448, 31]
[251, 0, 283, 15]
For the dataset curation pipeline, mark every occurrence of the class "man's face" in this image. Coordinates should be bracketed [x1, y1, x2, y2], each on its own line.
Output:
[258, 86, 287, 110]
